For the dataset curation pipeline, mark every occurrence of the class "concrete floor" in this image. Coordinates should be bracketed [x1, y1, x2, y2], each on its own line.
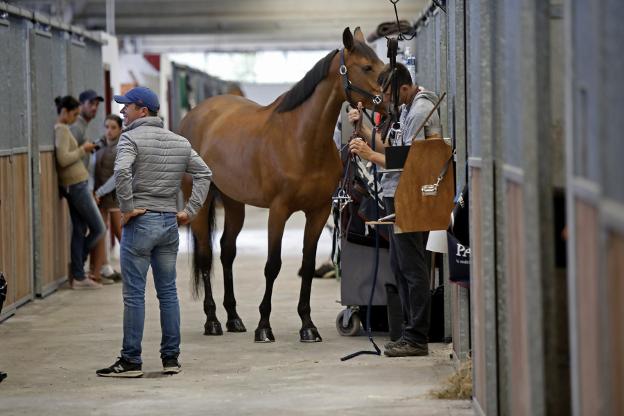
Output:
[0, 207, 472, 416]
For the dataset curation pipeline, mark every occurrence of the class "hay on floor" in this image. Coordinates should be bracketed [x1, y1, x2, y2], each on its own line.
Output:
[432, 358, 473, 400]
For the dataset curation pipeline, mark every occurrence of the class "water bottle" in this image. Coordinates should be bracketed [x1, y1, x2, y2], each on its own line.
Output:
[404, 47, 417, 84]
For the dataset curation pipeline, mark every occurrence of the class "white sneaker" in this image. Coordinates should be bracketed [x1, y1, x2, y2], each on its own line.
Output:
[72, 277, 103, 290]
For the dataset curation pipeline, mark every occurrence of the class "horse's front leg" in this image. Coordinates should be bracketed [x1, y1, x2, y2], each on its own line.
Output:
[254, 205, 290, 343]
[298, 204, 332, 342]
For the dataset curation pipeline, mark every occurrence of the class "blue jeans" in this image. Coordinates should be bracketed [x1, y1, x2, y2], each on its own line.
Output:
[65, 181, 106, 280]
[120, 211, 180, 364]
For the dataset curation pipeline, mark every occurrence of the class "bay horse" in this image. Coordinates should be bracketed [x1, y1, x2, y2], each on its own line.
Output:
[180, 27, 385, 343]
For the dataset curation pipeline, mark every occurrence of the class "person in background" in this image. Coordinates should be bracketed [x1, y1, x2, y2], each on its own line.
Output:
[71, 90, 122, 284]
[348, 63, 441, 357]
[70, 89, 104, 174]
[91, 115, 124, 285]
[97, 87, 211, 378]
[54, 95, 106, 290]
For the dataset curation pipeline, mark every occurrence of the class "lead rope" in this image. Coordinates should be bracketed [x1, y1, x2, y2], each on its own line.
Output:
[341, 104, 382, 361]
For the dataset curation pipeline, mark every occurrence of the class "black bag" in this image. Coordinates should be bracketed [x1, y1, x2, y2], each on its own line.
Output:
[447, 232, 470, 285]
[428, 285, 445, 342]
[0, 272, 7, 313]
[447, 183, 470, 285]
[339, 147, 389, 248]
[449, 183, 469, 246]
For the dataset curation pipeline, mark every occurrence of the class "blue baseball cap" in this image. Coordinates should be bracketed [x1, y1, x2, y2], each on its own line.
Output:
[114, 86, 160, 112]
[78, 89, 104, 103]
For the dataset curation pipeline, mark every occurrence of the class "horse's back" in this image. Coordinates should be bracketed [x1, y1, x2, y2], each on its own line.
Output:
[179, 94, 280, 206]
[181, 95, 261, 131]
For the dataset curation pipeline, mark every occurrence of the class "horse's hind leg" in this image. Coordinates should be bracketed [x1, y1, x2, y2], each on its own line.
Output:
[255, 204, 291, 343]
[220, 194, 246, 332]
[189, 198, 223, 336]
[298, 204, 332, 342]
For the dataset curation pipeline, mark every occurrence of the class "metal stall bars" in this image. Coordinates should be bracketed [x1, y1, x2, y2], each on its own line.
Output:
[0, 10, 32, 320]
[466, 0, 569, 414]
[445, 0, 471, 365]
[464, 0, 498, 414]
[0, 2, 104, 310]
[29, 10, 104, 297]
[412, 1, 471, 365]
[169, 63, 231, 133]
[565, 0, 624, 415]
[30, 17, 69, 297]
[415, 1, 573, 414]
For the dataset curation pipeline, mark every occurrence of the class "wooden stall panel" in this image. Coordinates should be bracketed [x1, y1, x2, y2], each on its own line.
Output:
[505, 181, 531, 416]
[0, 154, 32, 312]
[0, 156, 15, 310]
[470, 168, 486, 406]
[573, 199, 602, 415]
[54, 198, 69, 280]
[39, 152, 68, 291]
[39, 152, 55, 287]
[606, 230, 623, 415]
[13, 154, 32, 302]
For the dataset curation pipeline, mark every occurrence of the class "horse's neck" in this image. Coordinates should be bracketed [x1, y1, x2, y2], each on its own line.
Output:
[293, 75, 343, 156]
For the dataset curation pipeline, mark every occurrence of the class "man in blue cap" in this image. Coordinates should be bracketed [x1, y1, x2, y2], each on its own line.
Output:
[96, 86, 212, 378]
[71, 89, 104, 172]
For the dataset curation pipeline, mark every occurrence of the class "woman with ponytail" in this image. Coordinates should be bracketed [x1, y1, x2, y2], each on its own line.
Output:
[54, 95, 106, 289]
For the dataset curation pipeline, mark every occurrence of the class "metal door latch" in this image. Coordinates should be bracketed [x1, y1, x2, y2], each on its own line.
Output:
[421, 184, 439, 196]
[421, 175, 444, 196]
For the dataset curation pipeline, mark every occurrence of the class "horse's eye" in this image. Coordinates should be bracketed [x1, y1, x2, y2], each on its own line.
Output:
[362, 65, 373, 72]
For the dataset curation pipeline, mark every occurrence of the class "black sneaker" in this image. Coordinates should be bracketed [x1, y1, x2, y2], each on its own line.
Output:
[384, 337, 408, 350]
[384, 341, 429, 357]
[96, 357, 143, 378]
[314, 263, 336, 279]
[110, 271, 123, 282]
[162, 357, 181, 375]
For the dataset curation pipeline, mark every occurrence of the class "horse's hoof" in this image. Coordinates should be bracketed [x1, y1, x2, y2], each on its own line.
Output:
[254, 327, 275, 343]
[204, 320, 223, 336]
[300, 327, 323, 342]
[226, 318, 247, 333]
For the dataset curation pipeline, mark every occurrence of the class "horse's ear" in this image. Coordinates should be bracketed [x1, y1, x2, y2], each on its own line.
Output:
[354, 27, 365, 43]
[343, 27, 354, 51]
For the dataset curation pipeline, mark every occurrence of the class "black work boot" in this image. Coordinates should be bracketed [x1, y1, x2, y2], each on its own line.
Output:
[384, 341, 429, 357]
[384, 337, 407, 350]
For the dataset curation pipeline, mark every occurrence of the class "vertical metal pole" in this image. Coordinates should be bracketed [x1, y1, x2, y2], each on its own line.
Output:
[563, 0, 580, 413]
[106, 0, 115, 36]
[27, 24, 42, 296]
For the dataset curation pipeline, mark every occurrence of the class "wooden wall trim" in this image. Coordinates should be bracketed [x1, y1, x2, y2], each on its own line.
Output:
[468, 156, 483, 167]
[571, 177, 600, 203]
[502, 164, 524, 184]
[602, 199, 624, 234]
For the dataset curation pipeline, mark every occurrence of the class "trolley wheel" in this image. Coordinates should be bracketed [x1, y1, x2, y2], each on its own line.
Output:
[336, 309, 361, 336]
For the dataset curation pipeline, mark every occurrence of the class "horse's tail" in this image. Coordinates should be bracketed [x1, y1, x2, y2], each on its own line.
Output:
[192, 183, 217, 299]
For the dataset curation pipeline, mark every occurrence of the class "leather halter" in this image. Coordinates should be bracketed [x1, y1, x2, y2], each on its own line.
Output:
[339, 48, 383, 107]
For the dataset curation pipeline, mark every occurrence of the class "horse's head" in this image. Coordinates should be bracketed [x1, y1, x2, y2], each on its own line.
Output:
[340, 27, 386, 114]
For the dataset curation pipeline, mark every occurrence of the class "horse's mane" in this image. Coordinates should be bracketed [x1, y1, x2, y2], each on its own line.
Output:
[275, 49, 339, 113]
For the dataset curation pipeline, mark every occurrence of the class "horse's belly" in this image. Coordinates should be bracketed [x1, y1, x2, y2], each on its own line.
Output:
[211, 172, 270, 208]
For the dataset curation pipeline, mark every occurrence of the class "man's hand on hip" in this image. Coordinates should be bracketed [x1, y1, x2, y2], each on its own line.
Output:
[121, 208, 147, 225]
[176, 211, 191, 225]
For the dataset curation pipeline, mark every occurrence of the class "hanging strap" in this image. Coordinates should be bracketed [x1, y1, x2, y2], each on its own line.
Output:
[421, 150, 454, 197]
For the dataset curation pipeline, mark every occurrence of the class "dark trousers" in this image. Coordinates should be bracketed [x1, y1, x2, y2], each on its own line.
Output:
[384, 197, 431, 345]
[64, 181, 106, 280]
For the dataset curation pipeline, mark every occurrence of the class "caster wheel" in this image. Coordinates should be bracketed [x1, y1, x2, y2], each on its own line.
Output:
[336, 309, 361, 336]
